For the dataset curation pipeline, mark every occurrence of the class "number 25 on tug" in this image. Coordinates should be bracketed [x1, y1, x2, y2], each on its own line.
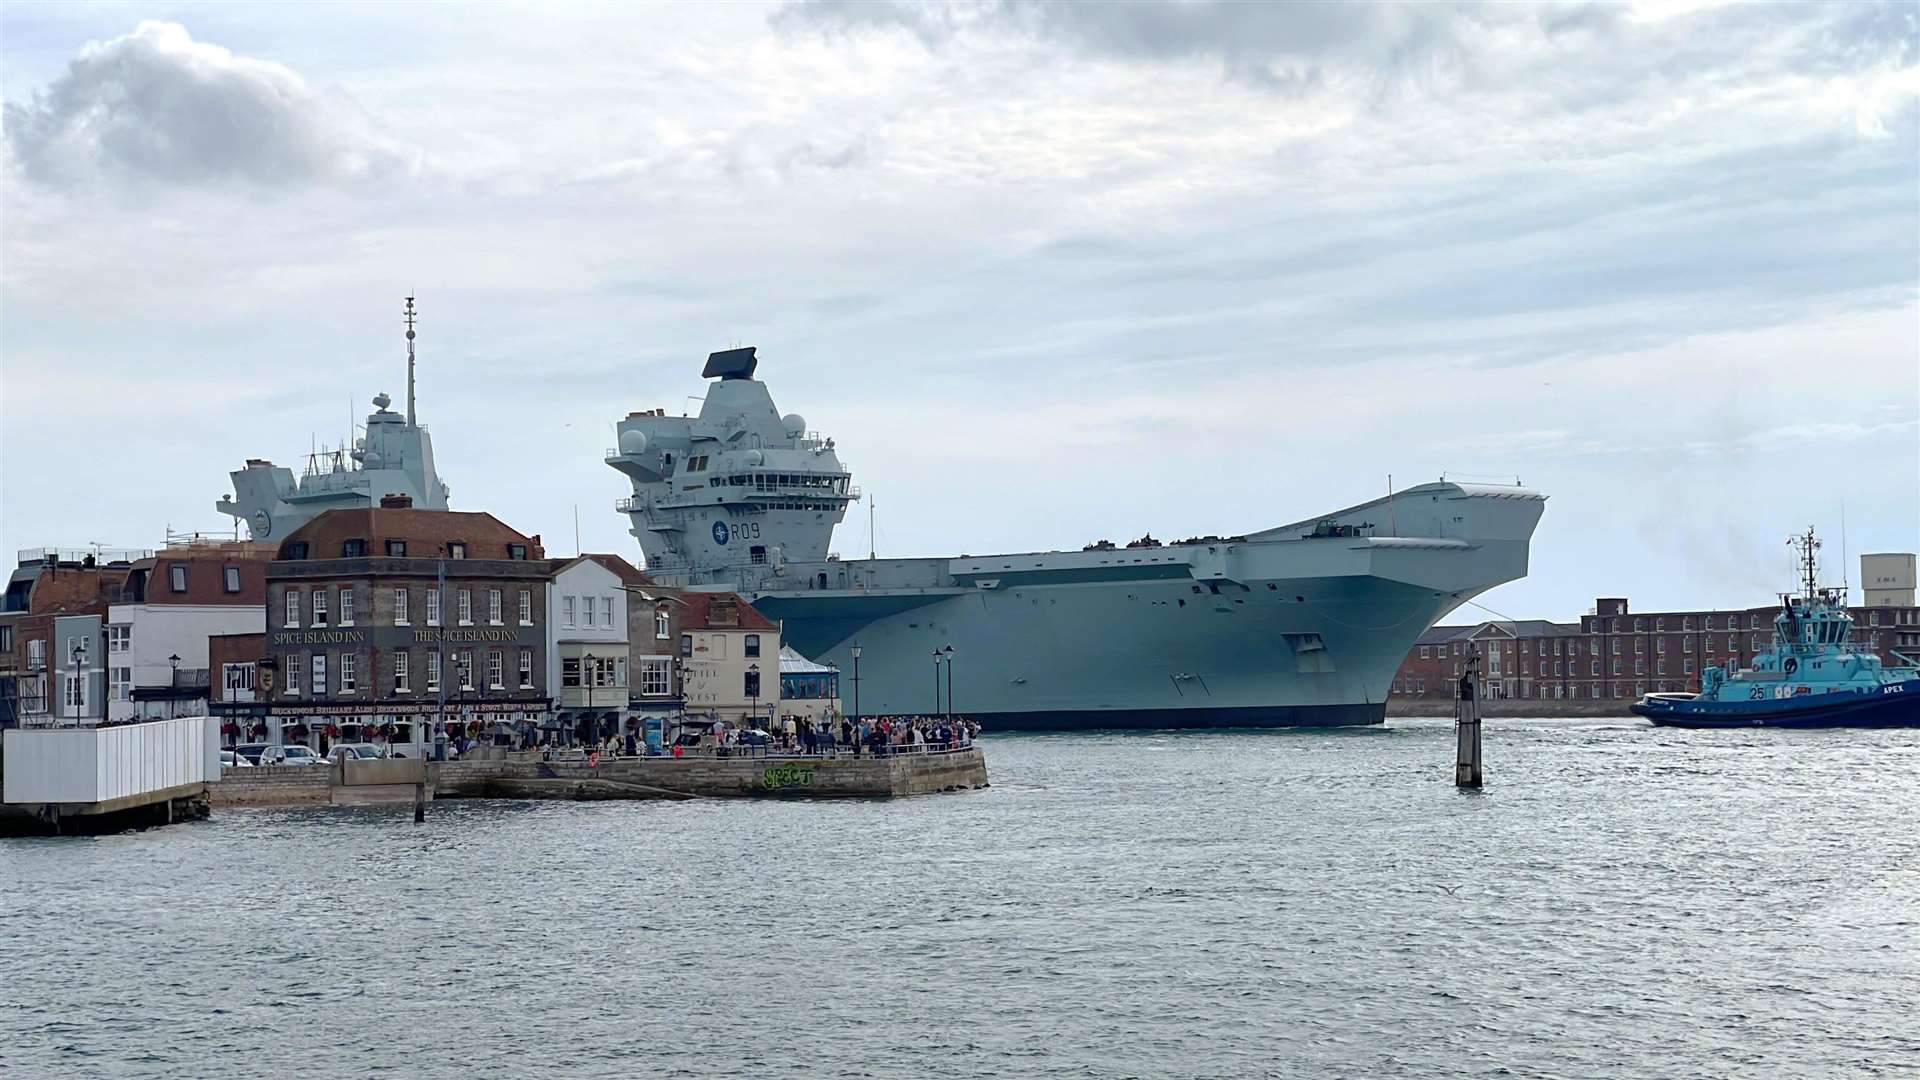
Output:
[1631, 529, 1920, 729]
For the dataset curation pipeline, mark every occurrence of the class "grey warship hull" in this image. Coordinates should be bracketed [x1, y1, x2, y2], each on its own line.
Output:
[740, 486, 1544, 730]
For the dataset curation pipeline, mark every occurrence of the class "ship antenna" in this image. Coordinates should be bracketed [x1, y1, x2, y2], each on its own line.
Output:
[1840, 500, 1849, 604]
[404, 294, 418, 427]
[869, 494, 877, 561]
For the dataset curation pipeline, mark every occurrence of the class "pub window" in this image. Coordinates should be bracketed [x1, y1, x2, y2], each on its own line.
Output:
[169, 565, 187, 592]
[223, 566, 242, 593]
[519, 650, 533, 689]
[342, 539, 368, 557]
[339, 587, 355, 626]
[426, 651, 441, 692]
[458, 651, 474, 690]
[680, 633, 692, 658]
[425, 589, 441, 626]
[286, 653, 303, 696]
[286, 591, 301, 628]
[488, 589, 503, 625]
[519, 590, 533, 625]
[562, 657, 582, 688]
[340, 653, 357, 693]
[387, 539, 407, 557]
[395, 588, 410, 625]
[394, 652, 411, 693]
[458, 589, 473, 625]
[312, 589, 329, 626]
[487, 649, 504, 690]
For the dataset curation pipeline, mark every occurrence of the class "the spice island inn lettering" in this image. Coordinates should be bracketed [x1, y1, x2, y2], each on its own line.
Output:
[271, 627, 524, 648]
[272, 629, 367, 646]
[407, 627, 521, 644]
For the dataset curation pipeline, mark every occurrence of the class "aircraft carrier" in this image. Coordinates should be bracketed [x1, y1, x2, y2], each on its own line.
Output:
[607, 347, 1546, 730]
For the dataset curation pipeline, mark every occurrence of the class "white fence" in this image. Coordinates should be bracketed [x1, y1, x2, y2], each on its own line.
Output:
[3, 716, 218, 804]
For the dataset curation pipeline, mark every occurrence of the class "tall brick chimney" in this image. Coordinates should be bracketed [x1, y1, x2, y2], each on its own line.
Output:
[379, 493, 414, 509]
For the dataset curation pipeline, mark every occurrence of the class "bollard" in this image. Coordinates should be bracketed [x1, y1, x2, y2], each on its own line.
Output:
[1455, 649, 1484, 789]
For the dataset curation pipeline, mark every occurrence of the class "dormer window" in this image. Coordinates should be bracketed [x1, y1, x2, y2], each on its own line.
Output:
[448, 542, 468, 560]
[168, 565, 187, 593]
[387, 539, 407, 557]
[342, 539, 368, 557]
[224, 566, 241, 593]
[508, 543, 528, 561]
[285, 542, 309, 560]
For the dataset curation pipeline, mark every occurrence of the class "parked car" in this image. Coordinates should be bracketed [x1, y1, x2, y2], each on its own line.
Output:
[233, 743, 273, 765]
[259, 745, 328, 767]
[219, 750, 254, 769]
[325, 744, 385, 764]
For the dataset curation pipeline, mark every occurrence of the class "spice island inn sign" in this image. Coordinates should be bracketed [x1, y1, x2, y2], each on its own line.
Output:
[270, 626, 536, 648]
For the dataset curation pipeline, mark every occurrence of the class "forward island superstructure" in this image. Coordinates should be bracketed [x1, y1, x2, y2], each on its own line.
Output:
[608, 347, 1548, 730]
[216, 297, 451, 542]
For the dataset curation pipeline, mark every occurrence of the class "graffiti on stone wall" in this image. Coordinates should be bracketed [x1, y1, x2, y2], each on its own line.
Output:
[761, 764, 814, 790]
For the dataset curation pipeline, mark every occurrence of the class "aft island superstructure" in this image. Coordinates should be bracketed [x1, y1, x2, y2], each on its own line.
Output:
[608, 347, 1547, 730]
[216, 297, 451, 542]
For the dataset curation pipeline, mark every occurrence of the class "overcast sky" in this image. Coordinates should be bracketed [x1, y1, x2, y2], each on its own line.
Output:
[3, 1, 1916, 620]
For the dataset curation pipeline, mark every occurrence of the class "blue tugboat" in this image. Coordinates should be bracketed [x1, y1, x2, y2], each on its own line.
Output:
[1632, 529, 1920, 728]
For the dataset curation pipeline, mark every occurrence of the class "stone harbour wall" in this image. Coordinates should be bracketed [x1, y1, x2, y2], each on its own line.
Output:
[209, 766, 331, 807]
[207, 748, 990, 806]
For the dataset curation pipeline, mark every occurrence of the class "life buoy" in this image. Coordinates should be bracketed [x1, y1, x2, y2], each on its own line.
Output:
[1783, 657, 1799, 676]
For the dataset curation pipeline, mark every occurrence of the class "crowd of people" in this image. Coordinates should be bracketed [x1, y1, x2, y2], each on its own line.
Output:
[687, 714, 979, 758]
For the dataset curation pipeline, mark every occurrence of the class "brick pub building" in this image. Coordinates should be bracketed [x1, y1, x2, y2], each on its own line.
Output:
[258, 496, 551, 754]
[1393, 589, 1920, 705]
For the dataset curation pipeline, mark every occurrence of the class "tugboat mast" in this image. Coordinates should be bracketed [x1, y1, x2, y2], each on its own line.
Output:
[1791, 526, 1821, 602]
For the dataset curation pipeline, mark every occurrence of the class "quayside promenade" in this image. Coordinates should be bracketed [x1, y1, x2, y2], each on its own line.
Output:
[211, 744, 989, 807]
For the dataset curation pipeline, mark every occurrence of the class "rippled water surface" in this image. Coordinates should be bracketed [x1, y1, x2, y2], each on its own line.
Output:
[4, 719, 1918, 1078]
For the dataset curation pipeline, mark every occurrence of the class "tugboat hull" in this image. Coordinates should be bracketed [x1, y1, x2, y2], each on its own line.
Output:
[1632, 680, 1920, 728]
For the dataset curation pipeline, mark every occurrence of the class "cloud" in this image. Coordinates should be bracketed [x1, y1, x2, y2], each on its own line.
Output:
[776, 1, 1601, 92]
[3, 21, 412, 189]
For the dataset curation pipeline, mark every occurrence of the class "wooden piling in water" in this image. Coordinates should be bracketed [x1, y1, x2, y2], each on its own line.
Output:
[1456, 649, 1484, 789]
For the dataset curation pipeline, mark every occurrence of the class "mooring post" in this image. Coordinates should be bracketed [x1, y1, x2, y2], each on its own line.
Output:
[1455, 648, 1484, 789]
[414, 760, 427, 823]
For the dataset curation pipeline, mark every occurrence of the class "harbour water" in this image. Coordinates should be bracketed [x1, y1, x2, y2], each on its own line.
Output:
[3, 719, 1916, 1078]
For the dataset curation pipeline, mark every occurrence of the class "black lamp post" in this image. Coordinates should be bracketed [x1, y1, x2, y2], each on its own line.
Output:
[167, 653, 181, 723]
[747, 662, 761, 730]
[849, 642, 862, 724]
[932, 649, 942, 715]
[941, 643, 955, 718]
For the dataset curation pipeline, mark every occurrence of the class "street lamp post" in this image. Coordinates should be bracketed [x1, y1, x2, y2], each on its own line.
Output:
[748, 662, 761, 732]
[941, 644, 954, 719]
[932, 650, 943, 715]
[849, 642, 862, 725]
